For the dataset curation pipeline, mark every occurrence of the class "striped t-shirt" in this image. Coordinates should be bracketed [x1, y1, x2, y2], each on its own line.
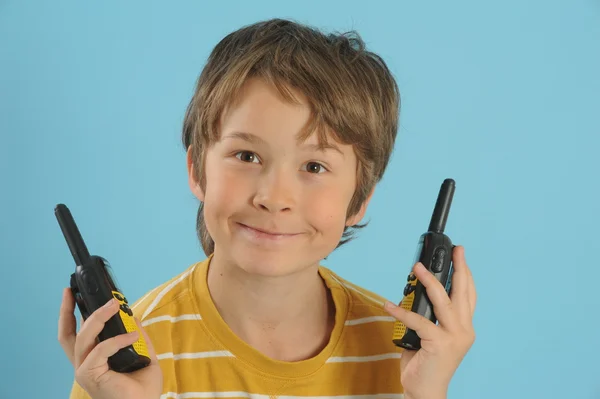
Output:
[69, 256, 405, 398]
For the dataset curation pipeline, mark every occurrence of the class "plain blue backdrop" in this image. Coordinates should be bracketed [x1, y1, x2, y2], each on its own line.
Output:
[1, 0, 599, 398]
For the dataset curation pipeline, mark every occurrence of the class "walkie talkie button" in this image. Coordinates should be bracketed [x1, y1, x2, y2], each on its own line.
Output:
[120, 304, 133, 316]
[431, 247, 446, 273]
[408, 273, 417, 281]
[403, 283, 415, 296]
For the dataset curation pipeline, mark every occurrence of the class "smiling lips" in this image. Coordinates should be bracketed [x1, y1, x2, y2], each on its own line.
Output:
[237, 222, 301, 240]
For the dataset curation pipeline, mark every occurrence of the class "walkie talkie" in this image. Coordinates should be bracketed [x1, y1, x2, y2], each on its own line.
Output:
[55, 203, 151, 372]
[392, 178, 456, 350]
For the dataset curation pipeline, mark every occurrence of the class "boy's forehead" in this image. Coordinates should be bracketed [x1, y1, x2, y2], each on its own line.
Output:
[214, 77, 352, 152]
[218, 101, 340, 147]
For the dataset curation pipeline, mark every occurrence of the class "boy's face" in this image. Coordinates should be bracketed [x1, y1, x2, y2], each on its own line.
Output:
[187, 77, 371, 277]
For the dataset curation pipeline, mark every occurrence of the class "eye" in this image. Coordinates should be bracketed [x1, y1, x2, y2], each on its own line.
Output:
[303, 161, 327, 174]
[235, 151, 260, 163]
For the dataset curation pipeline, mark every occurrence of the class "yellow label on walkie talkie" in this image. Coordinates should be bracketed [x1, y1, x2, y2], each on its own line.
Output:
[392, 272, 419, 341]
[112, 291, 150, 359]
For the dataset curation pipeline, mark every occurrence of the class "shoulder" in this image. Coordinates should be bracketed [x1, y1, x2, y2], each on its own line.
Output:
[319, 266, 402, 359]
[130, 260, 203, 323]
[320, 266, 398, 329]
[320, 266, 392, 314]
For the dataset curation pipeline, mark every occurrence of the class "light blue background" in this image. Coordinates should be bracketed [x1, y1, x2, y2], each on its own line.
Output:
[1, 1, 599, 398]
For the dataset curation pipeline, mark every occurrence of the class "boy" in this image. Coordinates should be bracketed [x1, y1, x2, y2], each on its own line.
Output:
[59, 18, 476, 399]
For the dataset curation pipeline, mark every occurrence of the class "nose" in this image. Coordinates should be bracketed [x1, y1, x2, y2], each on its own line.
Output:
[253, 168, 296, 213]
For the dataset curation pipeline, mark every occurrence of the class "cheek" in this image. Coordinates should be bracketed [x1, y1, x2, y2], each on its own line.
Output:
[306, 186, 353, 236]
[203, 164, 252, 217]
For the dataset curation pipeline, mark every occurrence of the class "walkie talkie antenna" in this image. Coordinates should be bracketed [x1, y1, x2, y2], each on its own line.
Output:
[55, 204, 91, 267]
[428, 179, 455, 234]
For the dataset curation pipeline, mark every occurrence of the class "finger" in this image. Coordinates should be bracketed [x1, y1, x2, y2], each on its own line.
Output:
[73, 298, 120, 368]
[384, 301, 439, 341]
[79, 330, 141, 375]
[449, 246, 472, 322]
[134, 317, 158, 364]
[58, 288, 77, 365]
[413, 262, 457, 330]
[465, 254, 477, 315]
[455, 246, 477, 316]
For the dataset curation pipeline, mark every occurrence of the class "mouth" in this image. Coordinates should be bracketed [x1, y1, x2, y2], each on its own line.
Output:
[236, 223, 300, 240]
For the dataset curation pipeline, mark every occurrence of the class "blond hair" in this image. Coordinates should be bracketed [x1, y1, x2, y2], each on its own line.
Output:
[182, 18, 400, 256]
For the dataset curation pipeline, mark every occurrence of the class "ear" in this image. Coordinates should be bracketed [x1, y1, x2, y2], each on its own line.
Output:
[345, 188, 375, 227]
[187, 145, 205, 202]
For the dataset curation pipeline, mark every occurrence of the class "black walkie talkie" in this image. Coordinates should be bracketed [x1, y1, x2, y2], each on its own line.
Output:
[392, 178, 456, 350]
[55, 203, 151, 372]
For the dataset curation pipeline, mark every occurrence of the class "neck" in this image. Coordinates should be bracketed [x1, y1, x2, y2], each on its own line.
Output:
[206, 249, 335, 361]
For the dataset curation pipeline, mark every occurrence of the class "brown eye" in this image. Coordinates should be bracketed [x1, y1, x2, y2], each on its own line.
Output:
[305, 162, 326, 174]
[236, 151, 258, 163]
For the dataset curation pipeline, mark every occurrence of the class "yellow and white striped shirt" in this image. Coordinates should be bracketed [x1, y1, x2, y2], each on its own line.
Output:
[69, 256, 405, 398]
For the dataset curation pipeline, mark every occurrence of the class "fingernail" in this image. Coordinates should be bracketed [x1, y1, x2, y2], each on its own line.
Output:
[104, 298, 115, 308]
[384, 301, 397, 309]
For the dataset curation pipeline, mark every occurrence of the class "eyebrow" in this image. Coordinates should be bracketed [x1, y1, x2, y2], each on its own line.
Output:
[223, 131, 267, 145]
[223, 131, 344, 156]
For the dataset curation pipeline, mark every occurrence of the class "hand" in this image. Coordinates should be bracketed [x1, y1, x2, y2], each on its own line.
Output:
[384, 245, 476, 399]
[58, 288, 163, 399]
